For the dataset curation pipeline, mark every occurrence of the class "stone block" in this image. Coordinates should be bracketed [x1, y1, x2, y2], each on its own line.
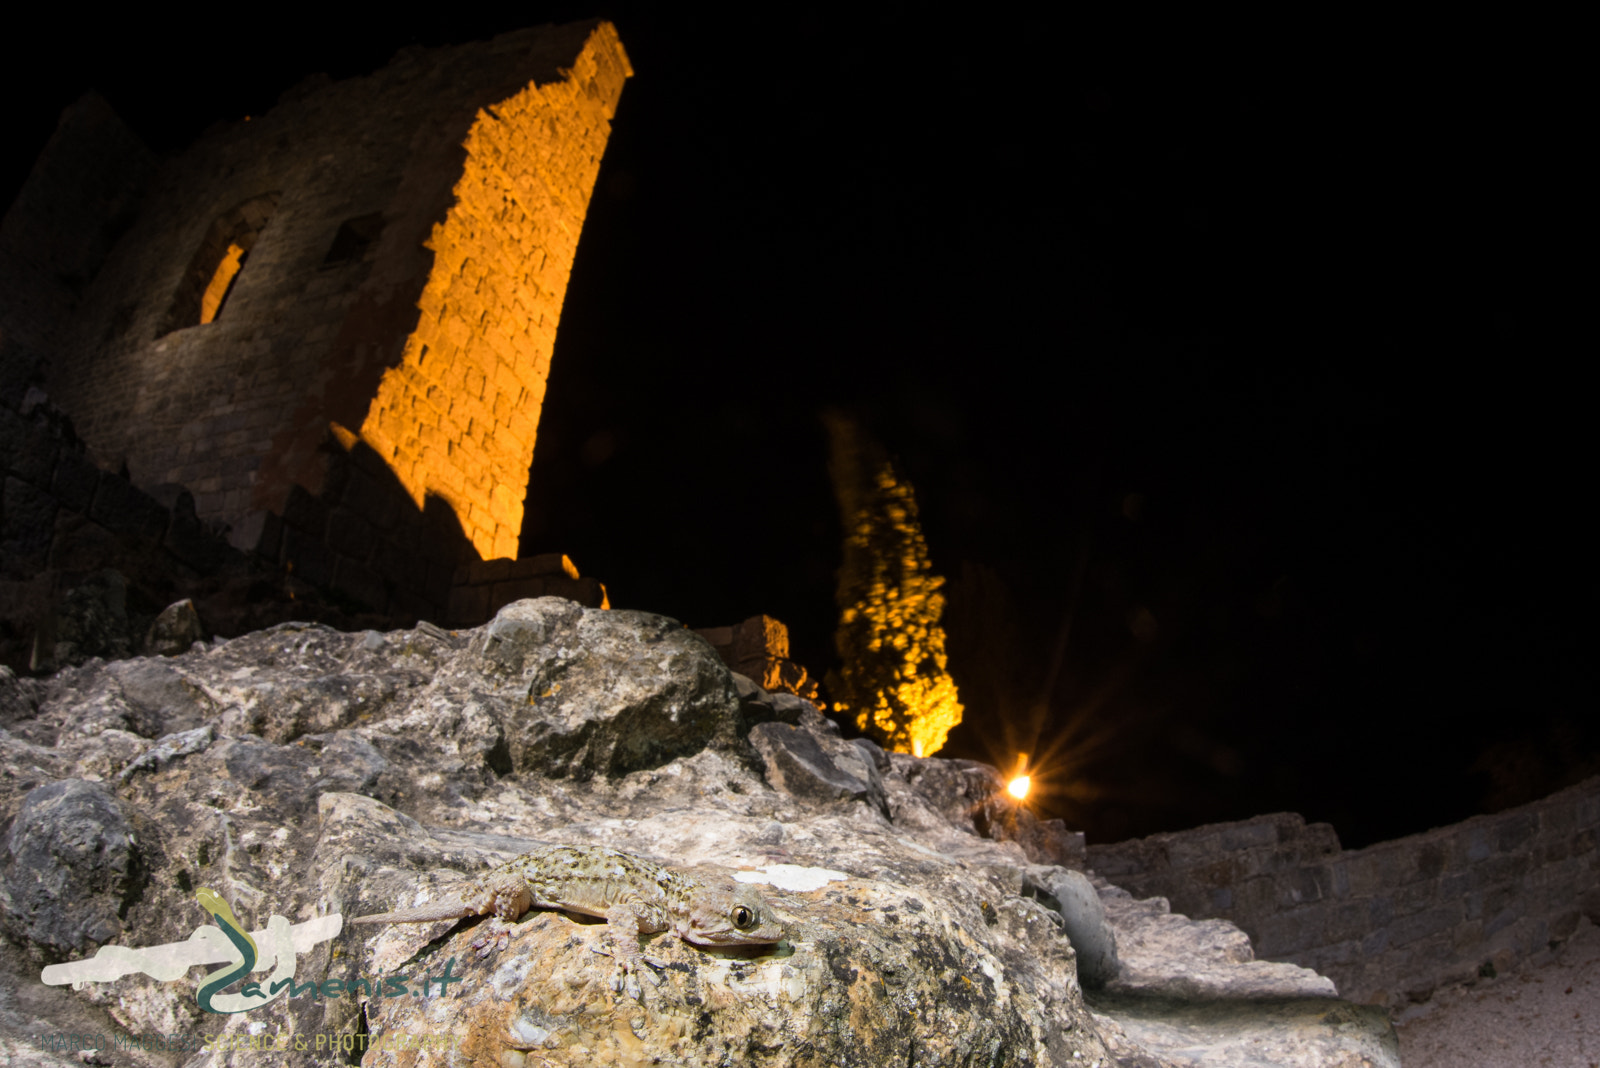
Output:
[2, 476, 58, 558]
[1217, 818, 1284, 854]
[1254, 908, 1323, 957]
[87, 472, 168, 541]
[326, 508, 376, 560]
[694, 625, 733, 649]
[1495, 812, 1539, 853]
[340, 466, 400, 529]
[510, 552, 578, 579]
[1395, 879, 1439, 916]
[1390, 904, 1461, 948]
[447, 582, 491, 628]
[281, 527, 334, 588]
[51, 449, 101, 513]
[332, 558, 387, 612]
[226, 509, 283, 559]
[1279, 864, 1333, 908]
[387, 587, 436, 628]
[372, 539, 419, 587]
[1538, 802, 1577, 836]
[424, 558, 454, 609]
[467, 557, 516, 585]
[282, 483, 328, 537]
[1480, 851, 1532, 885]
[1324, 900, 1370, 943]
[0, 407, 58, 486]
[163, 508, 231, 573]
[488, 577, 546, 613]
[1415, 841, 1447, 879]
[734, 615, 789, 662]
[1167, 833, 1223, 871]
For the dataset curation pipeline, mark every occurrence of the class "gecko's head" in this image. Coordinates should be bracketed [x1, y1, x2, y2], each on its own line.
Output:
[680, 884, 783, 947]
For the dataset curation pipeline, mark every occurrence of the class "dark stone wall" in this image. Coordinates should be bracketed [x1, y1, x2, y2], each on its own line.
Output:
[1087, 775, 1600, 1008]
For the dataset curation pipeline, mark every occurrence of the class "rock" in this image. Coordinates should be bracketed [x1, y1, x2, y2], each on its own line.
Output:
[38, 568, 136, 670]
[468, 599, 748, 776]
[0, 598, 1395, 1066]
[142, 597, 203, 656]
[1085, 878, 1400, 1066]
[105, 655, 213, 736]
[748, 714, 890, 818]
[0, 779, 136, 958]
[1045, 868, 1120, 987]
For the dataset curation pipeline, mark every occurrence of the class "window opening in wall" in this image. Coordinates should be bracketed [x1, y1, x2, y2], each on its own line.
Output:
[320, 212, 385, 269]
[160, 191, 280, 336]
[199, 242, 247, 324]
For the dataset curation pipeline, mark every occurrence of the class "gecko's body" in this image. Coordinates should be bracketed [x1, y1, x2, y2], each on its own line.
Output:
[351, 845, 781, 981]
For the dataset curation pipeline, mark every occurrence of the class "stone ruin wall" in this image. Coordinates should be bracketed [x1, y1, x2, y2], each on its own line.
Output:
[0, 21, 629, 631]
[1086, 773, 1600, 1009]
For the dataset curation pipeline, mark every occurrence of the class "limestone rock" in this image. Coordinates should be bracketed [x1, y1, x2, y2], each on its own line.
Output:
[1085, 878, 1400, 1067]
[0, 779, 136, 957]
[142, 597, 203, 656]
[0, 598, 1396, 1066]
[1046, 868, 1120, 987]
[463, 599, 749, 776]
[748, 706, 890, 817]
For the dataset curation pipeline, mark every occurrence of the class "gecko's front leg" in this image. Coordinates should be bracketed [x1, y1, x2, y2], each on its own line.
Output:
[466, 867, 535, 958]
[595, 902, 669, 1000]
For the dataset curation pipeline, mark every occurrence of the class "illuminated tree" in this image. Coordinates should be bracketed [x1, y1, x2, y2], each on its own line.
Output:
[823, 411, 964, 756]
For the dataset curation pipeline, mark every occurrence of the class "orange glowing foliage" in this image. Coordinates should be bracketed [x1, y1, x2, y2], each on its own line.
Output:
[826, 414, 964, 757]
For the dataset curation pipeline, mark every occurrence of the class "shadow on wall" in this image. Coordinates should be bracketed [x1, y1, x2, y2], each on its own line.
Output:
[0, 388, 603, 674]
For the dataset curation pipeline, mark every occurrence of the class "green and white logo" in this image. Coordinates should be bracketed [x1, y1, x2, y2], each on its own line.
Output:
[40, 888, 464, 1014]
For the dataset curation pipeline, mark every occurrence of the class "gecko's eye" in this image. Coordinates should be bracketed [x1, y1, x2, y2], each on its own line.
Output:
[732, 906, 755, 929]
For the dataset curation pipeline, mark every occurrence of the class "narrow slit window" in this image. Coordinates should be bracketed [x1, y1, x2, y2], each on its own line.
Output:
[199, 242, 247, 324]
[160, 191, 279, 336]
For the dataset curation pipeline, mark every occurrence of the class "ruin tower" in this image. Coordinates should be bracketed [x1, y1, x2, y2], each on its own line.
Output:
[0, 20, 629, 623]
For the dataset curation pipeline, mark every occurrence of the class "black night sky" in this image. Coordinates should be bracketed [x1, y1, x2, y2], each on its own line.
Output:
[6, 10, 1589, 851]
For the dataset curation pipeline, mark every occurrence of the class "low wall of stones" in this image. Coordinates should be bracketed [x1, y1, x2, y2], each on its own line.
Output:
[446, 552, 607, 627]
[1086, 774, 1600, 1008]
[693, 615, 819, 701]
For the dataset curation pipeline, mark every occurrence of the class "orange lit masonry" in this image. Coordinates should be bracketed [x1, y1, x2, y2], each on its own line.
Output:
[358, 24, 632, 561]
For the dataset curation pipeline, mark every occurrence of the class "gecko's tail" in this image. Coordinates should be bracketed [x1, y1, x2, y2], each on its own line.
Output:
[349, 903, 475, 925]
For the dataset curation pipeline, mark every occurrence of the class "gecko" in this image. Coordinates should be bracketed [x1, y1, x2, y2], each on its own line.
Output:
[350, 845, 783, 992]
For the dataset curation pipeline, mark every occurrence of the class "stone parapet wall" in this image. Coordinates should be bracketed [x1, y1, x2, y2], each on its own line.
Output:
[1086, 775, 1600, 1007]
[694, 615, 819, 701]
[446, 552, 608, 627]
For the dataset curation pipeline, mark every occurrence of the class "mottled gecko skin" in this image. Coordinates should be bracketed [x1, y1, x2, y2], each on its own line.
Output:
[351, 845, 782, 980]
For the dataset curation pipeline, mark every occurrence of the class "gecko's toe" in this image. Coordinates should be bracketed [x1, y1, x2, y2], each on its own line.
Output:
[471, 926, 510, 959]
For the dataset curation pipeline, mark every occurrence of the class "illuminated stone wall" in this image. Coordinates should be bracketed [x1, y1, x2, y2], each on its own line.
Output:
[360, 28, 630, 560]
[8, 21, 629, 621]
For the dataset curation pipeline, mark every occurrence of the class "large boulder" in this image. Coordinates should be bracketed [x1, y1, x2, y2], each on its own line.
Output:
[0, 597, 1396, 1066]
[0, 779, 137, 958]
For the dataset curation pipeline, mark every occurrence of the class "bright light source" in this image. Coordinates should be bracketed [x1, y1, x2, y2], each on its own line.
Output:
[1007, 775, 1031, 800]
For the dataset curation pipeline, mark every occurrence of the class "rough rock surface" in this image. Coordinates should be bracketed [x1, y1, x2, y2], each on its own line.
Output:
[1087, 879, 1399, 1067]
[0, 598, 1396, 1066]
